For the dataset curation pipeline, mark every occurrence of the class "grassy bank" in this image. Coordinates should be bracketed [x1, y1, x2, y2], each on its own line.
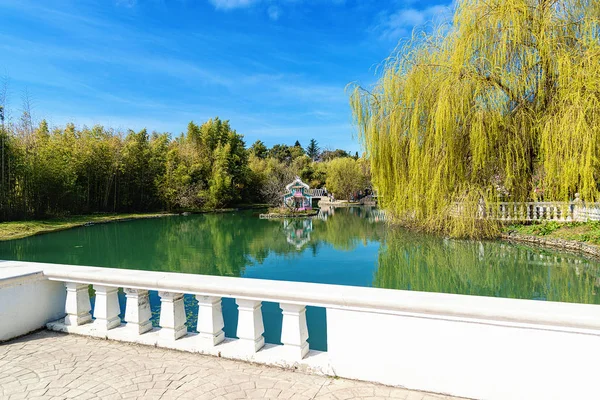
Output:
[504, 221, 600, 245]
[0, 212, 175, 241]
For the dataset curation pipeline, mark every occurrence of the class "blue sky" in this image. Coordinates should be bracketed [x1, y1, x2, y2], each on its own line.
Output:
[0, 0, 451, 152]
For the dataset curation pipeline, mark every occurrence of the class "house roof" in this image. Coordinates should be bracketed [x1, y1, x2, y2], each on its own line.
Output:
[285, 177, 310, 191]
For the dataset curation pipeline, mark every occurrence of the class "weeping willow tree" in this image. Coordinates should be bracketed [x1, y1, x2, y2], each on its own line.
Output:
[350, 0, 600, 238]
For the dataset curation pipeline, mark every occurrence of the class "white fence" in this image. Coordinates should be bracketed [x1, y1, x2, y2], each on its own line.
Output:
[492, 202, 575, 222]
[2, 260, 600, 400]
[307, 188, 327, 197]
[449, 198, 600, 223]
[490, 201, 600, 222]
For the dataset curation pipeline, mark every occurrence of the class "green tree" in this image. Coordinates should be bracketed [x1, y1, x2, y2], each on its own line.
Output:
[290, 141, 305, 159]
[351, 0, 600, 238]
[269, 144, 292, 163]
[321, 149, 350, 161]
[325, 158, 367, 201]
[306, 139, 320, 161]
[250, 140, 268, 159]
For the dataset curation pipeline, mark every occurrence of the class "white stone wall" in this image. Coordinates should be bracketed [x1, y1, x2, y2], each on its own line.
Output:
[328, 308, 599, 400]
[0, 274, 66, 342]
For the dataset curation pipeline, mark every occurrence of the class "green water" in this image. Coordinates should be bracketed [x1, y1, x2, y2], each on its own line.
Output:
[1, 207, 599, 350]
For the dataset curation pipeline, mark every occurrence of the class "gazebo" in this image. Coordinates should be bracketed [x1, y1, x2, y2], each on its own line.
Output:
[283, 177, 313, 210]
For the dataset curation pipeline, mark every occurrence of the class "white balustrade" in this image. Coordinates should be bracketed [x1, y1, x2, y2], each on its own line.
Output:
[52, 275, 313, 360]
[477, 200, 600, 222]
[6, 260, 600, 400]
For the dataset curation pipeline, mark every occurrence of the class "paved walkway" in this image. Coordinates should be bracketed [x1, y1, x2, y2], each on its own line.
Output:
[0, 331, 461, 400]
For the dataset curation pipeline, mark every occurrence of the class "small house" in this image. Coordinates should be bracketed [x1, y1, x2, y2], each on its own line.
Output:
[283, 177, 313, 210]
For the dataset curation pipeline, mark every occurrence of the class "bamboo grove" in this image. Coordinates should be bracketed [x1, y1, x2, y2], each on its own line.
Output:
[350, 0, 600, 238]
[0, 113, 368, 221]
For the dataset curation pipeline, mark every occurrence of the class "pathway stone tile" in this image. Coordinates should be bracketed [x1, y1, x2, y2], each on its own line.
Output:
[0, 331, 466, 400]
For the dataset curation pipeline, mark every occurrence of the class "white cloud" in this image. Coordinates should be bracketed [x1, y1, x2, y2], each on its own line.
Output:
[375, 3, 453, 41]
[267, 5, 281, 20]
[207, 0, 344, 20]
[208, 0, 260, 10]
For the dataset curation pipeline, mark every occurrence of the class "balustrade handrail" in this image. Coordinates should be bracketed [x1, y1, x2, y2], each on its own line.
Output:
[3, 260, 600, 332]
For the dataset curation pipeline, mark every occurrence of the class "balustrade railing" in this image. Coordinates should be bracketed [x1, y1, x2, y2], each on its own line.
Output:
[451, 199, 600, 223]
[3, 260, 600, 400]
[491, 202, 575, 222]
[308, 188, 327, 197]
[43, 265, 316, 361]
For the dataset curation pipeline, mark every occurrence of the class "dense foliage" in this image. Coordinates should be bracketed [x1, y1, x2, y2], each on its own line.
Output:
[351, 0, 600, 238]
[0, 109, 369, 220]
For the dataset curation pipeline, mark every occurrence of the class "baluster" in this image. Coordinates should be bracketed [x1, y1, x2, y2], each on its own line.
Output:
[158, 292, 187, 340]
[124, 289, 152, 335]
[64, 282, 92, 326]
[236, 299, 265, 353]
[280, 303, 309, 360]
[93, 285, 121, 331]
[526, 204, 531, 221]
[196, 295, 225, 346]
[557, 205, 563, 221]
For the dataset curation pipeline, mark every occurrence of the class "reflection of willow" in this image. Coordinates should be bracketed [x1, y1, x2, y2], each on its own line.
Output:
[374, 229, 600, 304]
[311, 207, 386, 251]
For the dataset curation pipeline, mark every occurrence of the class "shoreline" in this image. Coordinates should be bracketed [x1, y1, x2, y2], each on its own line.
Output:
[501, 231, 600, 260]
[0, 212, 178, 242]
[0, 205, 272, 242]
[6, 207, 600, 263]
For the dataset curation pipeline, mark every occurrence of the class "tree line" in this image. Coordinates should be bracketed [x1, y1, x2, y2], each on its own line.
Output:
[0, 106, 370, 221]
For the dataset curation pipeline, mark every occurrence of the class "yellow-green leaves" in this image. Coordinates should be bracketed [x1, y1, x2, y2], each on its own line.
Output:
[351, 0, 600, 238]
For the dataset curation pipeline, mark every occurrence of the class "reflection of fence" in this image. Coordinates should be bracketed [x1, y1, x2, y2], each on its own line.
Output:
[368, 209, 386, 223]
[317, 206, 386, 223]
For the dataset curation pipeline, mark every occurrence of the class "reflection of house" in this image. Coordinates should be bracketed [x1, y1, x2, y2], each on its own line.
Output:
[283, 177, 313, 210]
[283, 218, 313, 249]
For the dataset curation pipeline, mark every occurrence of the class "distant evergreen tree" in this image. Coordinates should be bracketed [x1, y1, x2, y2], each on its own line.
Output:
[306, 139, 320, 161]
[269, 144, 292, 163]
[250, 140, 268, 159]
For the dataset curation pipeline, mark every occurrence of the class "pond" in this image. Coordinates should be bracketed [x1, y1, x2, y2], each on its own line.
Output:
[1, 206, 599, 351]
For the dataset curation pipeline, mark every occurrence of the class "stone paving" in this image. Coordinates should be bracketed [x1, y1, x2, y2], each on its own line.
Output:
[0, 331, 462, 400]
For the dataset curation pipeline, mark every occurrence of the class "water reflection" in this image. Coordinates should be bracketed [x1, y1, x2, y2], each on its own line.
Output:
[283, 219, 313, 249]
[376, 231, 600, 304]
[0, 207, 599, 305]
